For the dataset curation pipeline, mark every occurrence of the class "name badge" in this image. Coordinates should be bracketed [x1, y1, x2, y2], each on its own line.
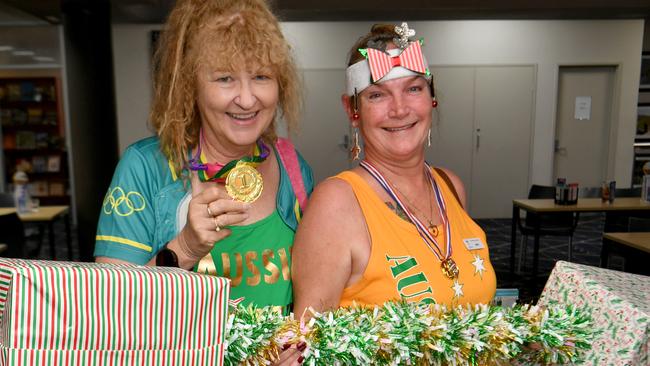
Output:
[463, 238, 485, 251]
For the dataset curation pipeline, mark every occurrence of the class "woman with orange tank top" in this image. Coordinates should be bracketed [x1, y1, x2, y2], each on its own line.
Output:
[292, 22, 496, 316]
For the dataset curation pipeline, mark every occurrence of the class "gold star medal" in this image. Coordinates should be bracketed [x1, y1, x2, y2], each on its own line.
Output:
[441, 258, 459, 279]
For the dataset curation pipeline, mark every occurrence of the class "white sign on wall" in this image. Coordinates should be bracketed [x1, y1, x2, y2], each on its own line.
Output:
[574, 96, 592, 120]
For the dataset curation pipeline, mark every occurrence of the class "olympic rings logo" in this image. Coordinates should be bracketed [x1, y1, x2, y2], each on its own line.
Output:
[102, 187, 146, 217]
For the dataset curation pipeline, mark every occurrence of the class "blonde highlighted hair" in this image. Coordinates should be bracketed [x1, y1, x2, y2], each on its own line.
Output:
[150, 0, 301, 176]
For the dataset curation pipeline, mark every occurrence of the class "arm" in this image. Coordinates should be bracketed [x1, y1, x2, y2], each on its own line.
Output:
[97, 180, 250, 269]
[95, 144, 249, 268]
[438, 167, 468, 209]
[292, 177, 367, 317]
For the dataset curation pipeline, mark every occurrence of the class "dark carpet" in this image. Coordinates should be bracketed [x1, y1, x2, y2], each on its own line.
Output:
[475, 213, 624, 303]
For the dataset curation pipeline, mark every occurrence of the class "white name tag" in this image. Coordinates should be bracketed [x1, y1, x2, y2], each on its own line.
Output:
[463, 238, 485, 250]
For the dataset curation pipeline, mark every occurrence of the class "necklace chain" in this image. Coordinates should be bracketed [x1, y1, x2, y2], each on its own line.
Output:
[390, 178, 438, 237]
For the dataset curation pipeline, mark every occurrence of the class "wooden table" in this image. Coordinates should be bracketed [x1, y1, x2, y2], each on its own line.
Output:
[510, 198, 650, 278]
[601, 232, 650, 275]
[0, 206, 71, 260]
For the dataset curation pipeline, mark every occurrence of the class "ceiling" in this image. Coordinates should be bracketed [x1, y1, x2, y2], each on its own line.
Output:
[0, 0, 648, 67]
[1, 0, 650, 24]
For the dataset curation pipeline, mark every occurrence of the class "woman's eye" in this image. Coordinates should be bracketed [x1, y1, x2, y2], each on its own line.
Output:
[214, 75, 232, 83]
[368, 92, 382, 99]
[254, 74, 271, 81]
[408, 86, 423, 92]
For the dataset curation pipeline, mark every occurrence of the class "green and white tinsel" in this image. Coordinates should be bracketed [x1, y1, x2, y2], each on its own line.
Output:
[223, 301, 596, 365]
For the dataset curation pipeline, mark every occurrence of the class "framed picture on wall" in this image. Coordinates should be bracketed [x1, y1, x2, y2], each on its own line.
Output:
[642, 53, 650, 88]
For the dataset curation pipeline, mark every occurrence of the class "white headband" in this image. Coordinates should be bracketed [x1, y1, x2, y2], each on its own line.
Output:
[345, 48, 430, 96]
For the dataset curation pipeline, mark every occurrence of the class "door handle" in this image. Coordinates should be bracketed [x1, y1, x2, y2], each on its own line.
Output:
[339, 134, 350, 151]
[554, 139, 567, 154]
[476, 128, 481, 150]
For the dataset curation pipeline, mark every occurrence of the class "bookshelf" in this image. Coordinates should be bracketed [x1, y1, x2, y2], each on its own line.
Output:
[0, 76, 69, 205]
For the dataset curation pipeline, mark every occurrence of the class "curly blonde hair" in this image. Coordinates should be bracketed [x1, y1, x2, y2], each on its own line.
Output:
[150, 0, 301, 177]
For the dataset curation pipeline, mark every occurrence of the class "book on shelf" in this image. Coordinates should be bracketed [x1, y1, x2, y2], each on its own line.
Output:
[12, 109, 27, 125]
[7, 84, 20, 101]
[15, 131, 36, 149]
[20, 81, 35, 101]
[43, 111, 57, 125]
[49, 182, 65, 196]
[47, 155, 61, 172]
[0, 109, 10, 126]
[31, 156, 47, 173]
[2, 134, 15, 149]
[35, 132, 49, 148]
[27, 108, 43, 125]
[32, 181, 49, 197]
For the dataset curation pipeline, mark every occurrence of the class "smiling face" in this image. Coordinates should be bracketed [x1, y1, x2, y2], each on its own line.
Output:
[350, 75, 432, 162]
[196, 65, 280, 152]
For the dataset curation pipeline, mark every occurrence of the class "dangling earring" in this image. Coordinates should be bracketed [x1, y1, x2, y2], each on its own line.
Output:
[430, 79, 438, 108]
[349, 89, 361, 161]
[427, 128, 431, 147]
[352, 88, 360, 120]
[350, 128, 361, 161]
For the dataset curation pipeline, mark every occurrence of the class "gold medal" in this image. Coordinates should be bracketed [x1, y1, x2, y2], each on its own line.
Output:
[441, 258, 459, 279]
[225, 161, 264, 203]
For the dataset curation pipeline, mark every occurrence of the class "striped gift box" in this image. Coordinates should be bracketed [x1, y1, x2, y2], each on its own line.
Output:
[0, 259, 230, 366]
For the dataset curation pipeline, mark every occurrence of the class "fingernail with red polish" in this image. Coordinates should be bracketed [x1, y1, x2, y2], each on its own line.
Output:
[281, 343, 291, 350]
[297, 356, 305, 364]
[297, 342, 306, 352]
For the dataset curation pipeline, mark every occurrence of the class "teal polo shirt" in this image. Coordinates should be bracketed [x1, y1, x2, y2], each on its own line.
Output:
[94, 136, 313, 264]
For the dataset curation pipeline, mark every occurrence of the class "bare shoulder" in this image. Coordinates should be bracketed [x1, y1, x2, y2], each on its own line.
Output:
[436, 167, 467, 209]
[305, 175, 358, 215]
[298, 174, 364, 237]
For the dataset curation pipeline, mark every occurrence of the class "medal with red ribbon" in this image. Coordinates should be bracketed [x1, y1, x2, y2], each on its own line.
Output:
[360, 160, 459, 279]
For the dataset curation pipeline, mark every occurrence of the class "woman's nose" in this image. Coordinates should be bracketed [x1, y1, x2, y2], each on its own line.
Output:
[234, 80, 256, 109]
[387, 95, 409, 119]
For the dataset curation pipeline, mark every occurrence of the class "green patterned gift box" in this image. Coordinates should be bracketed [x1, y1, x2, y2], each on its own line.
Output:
[0, 259, 230, 365]
[538, 261, 649, 366]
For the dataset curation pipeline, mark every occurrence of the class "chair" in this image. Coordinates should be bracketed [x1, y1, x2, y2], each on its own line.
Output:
[0, 212, 26, 258]
[517, 184, 580, 271]
[606, 187, 645, 232]
[0, 192, 14, 207]
[615, 187, 641, 198]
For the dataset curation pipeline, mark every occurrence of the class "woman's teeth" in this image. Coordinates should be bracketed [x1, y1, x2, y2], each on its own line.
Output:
[228, 112, 257, 120]
[385, 122, 416, 132]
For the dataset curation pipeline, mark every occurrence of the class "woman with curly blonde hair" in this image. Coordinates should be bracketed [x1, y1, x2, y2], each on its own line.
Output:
[95, 0, 312, 354]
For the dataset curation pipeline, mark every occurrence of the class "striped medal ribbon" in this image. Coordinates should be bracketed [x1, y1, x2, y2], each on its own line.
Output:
[188, 128, 270, 183]
[360, 160, 459, 279]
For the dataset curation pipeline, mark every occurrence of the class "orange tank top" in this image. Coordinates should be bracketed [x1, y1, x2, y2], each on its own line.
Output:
[337, 169, 496, 307]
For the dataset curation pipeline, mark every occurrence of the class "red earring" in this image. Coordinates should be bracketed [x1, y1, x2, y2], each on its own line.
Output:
[432, 99, 438, 108]
[353, 112, 360, 120]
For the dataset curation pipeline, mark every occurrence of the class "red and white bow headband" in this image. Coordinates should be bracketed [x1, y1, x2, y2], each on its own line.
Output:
[345, 22, 431, 96]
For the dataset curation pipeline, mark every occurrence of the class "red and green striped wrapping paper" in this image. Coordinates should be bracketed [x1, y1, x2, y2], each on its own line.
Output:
[0, 259, 230, 365]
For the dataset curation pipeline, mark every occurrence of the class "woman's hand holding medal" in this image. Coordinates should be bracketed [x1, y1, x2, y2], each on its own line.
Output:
[173, 179, 251, 269]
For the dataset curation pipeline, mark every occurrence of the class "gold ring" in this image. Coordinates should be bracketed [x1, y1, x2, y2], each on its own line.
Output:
[213, 216, 221, 232]
[207, 205, 214, 217]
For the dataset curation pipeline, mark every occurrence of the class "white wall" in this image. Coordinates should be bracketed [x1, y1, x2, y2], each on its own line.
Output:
[111, 24, 159, 153]
[112, 19, 644, 187]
